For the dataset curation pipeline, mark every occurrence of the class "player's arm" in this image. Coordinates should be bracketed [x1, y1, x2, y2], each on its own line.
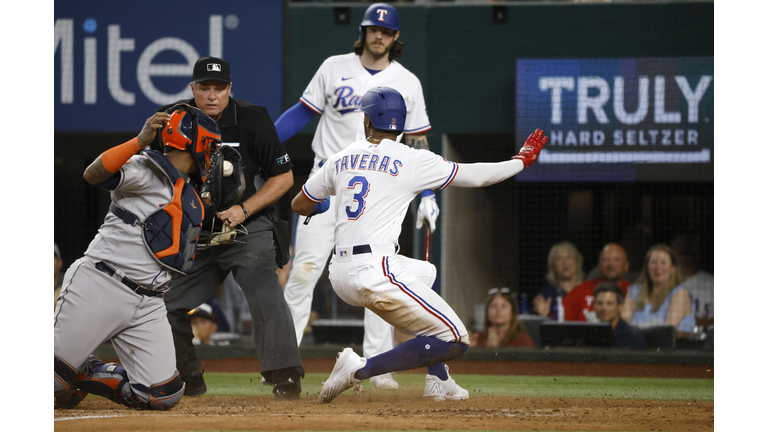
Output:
[292, 189, 319, 217]
[404, 133, 429, 150]
[449, 129, 548, 188]
[83, 112, 170, 185]
[274, 102, 318, 143]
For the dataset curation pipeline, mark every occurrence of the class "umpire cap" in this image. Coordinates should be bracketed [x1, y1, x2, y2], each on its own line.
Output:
[361, 86, 407, 132]
[192, 57, 231, 83]
[359, 3, 399, 40]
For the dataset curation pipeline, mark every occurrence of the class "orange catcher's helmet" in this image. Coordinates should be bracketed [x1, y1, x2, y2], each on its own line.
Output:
[161, 104, 221, 182]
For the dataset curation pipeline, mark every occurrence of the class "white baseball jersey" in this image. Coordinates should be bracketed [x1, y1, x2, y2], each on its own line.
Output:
[83, 154, 174, 288]
[300, 139, 467, 345]
[301, 138, 457, 247]
[299, 53, 431, 164]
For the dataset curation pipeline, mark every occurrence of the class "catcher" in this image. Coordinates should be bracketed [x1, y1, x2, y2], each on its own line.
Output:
[54, 105, 222, 410]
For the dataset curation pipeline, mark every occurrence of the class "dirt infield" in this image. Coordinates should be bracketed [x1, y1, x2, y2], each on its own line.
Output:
[55, 358, 713, 431]
[54, 393, 714, 431]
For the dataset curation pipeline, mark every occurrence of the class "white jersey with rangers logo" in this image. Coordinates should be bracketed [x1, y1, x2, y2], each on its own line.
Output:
[300, 53, 431, 164]
[301, 138, 456, 247]
[300, 138, 467, 345]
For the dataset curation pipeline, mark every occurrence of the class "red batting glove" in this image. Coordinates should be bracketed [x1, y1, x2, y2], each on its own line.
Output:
[512, 129, 549, 168]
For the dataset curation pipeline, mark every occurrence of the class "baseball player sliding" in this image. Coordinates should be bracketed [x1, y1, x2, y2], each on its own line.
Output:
[274, 2, 438, 390]
[291, 86, 548, 403]
[54, 106, 219, 410]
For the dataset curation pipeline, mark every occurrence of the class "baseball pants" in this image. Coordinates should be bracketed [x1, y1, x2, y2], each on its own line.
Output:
[284, 197, 433, 357]
[54, 258, 177, 389]
[163, 216, 303, 377]
[329, 248, 468, 346]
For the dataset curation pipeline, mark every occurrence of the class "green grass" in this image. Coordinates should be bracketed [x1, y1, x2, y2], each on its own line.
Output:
[202, 372, 713, 402]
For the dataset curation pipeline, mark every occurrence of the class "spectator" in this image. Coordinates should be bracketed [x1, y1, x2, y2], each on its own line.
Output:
[471, 288, 535, 348]
[189, 303, 219, 346]
[532, 241, 584, 319]
[621, 244, 695, 338]
[671, 233, 714, 327]
[593, 282, 647, 349]
[54, 243, 64, 309]
[562, 243, 631, 322]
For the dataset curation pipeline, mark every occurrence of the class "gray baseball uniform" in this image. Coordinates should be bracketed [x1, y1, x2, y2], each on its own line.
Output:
[55, 151, 197, 408]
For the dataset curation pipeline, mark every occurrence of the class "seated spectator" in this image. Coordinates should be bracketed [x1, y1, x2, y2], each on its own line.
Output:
[189, 302, 220, 345]
[593, 282, 647, 349]
[671, 233, 714, 327]
[621, 244, 695, 338]
[471, 287, 535, 348]
[54, 243, 64, 309]
[532, 241, 585, 319]
[563, 243, 631, 322]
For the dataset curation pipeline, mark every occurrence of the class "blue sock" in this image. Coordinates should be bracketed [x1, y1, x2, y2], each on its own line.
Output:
[354, 336, 467, 381]
[427, 362, 449, 380]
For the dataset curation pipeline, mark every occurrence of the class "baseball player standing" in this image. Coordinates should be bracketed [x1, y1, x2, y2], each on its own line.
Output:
[54, 106, 218, 409]
[291, 86, 548, 403]
[152, 57, 305, 399]
[274, 3, 438, 390]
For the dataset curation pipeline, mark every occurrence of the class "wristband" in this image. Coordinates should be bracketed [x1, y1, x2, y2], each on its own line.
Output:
[239, 203, 249, 220]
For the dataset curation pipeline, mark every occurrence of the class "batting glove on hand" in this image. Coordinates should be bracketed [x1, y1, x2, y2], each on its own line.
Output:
[309, 197, 330, 217]
[512, 128, 549, 168]
[415, 190, 439, 233]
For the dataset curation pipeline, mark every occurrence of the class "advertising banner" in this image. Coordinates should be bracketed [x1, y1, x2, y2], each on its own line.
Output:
[515, 58, 713, 181]
[54, 0, 283, 132]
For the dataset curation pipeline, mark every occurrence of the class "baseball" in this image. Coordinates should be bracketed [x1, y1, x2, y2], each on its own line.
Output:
[223, 161, 234, 177]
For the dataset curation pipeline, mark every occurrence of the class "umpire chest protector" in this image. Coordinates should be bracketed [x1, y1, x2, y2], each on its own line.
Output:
[110, 150, 204, 275]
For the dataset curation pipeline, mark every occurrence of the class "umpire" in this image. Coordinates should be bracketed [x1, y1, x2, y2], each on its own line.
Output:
[151, 56, 304, 399]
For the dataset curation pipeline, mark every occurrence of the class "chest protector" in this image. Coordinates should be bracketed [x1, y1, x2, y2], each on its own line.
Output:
[110, 150, 204, 275]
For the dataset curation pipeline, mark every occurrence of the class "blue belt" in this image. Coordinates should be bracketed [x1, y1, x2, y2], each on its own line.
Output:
[333, 245, 372, 255]
[95, 262, 164, 297]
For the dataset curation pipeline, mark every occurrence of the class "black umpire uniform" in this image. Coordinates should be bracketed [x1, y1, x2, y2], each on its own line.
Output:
[152, 65, 304, 399]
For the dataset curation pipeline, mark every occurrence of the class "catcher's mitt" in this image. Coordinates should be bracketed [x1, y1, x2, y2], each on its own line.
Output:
[200, 145, 245, 213]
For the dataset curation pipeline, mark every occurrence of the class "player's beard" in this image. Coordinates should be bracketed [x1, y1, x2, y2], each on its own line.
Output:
[365, 38, 393, 62]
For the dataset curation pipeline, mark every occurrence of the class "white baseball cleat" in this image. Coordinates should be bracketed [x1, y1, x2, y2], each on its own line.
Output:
[423, 365, 469, 401]
[370, 373, 399, 390]
[318, 348, 367, 403]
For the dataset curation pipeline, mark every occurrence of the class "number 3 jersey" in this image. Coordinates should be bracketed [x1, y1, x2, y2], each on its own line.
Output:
[299, 53, 431, 164]
[301, 138, 457, 247]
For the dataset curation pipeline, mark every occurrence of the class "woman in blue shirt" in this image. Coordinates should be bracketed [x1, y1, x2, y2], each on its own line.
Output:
[621, 244, 695, 338]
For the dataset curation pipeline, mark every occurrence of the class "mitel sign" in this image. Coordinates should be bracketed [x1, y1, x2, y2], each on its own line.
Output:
[54, 0, 283, 132]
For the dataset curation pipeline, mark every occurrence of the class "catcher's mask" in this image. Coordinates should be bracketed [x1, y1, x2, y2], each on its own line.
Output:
[161, 104, 221, 182]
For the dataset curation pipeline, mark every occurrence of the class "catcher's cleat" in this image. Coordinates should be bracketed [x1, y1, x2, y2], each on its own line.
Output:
[423, 365, 469, 401]
[318, 348, 366, 404]
[54, 375, 88, 409]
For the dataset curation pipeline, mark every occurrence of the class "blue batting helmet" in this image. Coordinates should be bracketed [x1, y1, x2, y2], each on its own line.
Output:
[361, 86, 407, 132]
[359, 3, 400, 41]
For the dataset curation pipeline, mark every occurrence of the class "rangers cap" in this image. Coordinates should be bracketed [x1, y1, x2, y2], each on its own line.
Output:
[359, 3, 399, 41]
[192, 57, 231, 83]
